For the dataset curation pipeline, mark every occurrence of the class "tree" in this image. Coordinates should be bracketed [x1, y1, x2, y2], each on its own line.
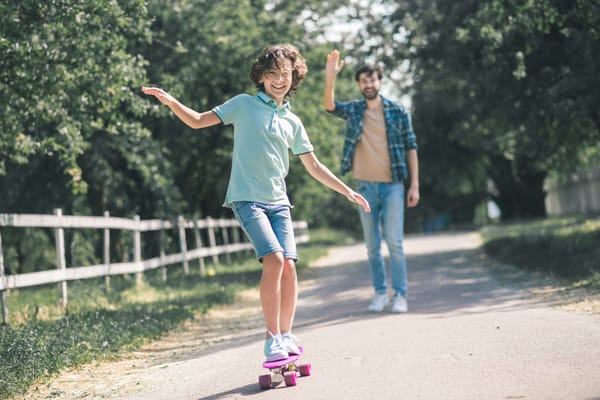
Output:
[362, 0, 600, 220]
[0, 0, 181, 218]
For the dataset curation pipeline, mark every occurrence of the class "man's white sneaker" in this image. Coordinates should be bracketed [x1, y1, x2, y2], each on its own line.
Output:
[368, 293, 389, 312]
[391, 293, 408, 313]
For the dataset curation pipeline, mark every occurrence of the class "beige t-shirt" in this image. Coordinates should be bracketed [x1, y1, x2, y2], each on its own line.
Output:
[352, 103, 392, 182]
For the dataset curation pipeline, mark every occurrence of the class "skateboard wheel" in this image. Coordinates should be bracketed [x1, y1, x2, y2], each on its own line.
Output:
[258, 374, 272, 390]
[298, 363, 311, 377]
[283, 371, 298, 386]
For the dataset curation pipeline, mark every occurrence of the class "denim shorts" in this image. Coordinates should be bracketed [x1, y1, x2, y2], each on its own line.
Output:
[231, 201, 298, 262]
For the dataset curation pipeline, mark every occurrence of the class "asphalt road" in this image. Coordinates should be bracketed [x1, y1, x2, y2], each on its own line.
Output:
[110, 231, 600, 400]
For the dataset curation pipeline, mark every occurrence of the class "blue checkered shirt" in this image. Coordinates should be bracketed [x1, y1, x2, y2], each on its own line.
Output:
[329, 96, 418, 182]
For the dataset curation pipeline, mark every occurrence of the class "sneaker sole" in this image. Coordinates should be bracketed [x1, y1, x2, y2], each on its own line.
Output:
[368, 307, 387, 312]
[265, 354, 289, 362]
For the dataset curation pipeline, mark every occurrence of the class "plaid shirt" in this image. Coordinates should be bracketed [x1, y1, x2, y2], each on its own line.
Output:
[329, 96, 418, 182]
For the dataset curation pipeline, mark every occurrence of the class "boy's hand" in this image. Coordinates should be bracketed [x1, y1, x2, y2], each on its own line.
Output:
[347, 191, 371, 213]
[141, 86, 175, 106]
[325, 50, 344, 78]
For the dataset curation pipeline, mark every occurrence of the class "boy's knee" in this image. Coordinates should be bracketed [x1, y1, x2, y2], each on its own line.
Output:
[262, 252, 285, 268]
[284, 257, 295, 266]
[282, 259, 297, 277]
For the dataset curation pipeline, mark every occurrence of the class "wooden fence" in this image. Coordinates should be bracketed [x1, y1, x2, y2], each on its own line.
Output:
[544, 167, 600, 216]
[0, 209, 309, 324]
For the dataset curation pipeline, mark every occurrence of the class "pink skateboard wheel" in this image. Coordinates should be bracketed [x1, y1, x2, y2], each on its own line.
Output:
[298, 363, 311, 377]
[258, 374, 272, 390]
[283, 371, 297, 386]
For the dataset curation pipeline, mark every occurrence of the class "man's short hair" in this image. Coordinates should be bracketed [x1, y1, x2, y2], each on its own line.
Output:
[355, 64, 384, 81]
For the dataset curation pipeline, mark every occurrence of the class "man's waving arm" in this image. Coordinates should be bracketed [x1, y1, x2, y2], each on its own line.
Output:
[323, 50, 344, 112]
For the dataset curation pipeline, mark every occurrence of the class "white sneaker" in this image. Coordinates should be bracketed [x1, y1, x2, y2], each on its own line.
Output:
[391, 293, 407, 313]
[368, 293, 389, 312]
[280, 332, 301, 355]
[264, 332, 288, 362]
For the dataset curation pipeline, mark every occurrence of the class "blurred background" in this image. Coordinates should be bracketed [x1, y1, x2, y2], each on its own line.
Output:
[1, 0, 599, 234]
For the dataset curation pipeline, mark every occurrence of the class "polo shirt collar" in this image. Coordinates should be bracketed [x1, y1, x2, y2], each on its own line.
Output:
[257, 91, 291, 110]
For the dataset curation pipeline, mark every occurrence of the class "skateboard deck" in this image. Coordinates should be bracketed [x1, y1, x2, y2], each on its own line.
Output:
[258, 346, 311, 390]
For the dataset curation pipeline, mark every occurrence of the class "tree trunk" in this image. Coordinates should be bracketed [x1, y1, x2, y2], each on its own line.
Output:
[490, 157, 547, 220]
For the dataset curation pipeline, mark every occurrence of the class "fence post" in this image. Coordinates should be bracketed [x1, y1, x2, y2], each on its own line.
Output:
[0, 230, 7, 325]
[54, 208, 68, 308]
[103, 211, 111, 292]
[221, 222, 232, 264]
[232, 223, 251, 257]
[178, 216, 190, 274]
[134, 215, 142, 286]
[160, 221, 167, 282]
[192, 220, 207, 276]
[206, 217, 220, 266]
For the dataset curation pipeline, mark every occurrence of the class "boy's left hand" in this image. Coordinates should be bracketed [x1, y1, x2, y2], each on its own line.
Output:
[347, 191, 371, 213]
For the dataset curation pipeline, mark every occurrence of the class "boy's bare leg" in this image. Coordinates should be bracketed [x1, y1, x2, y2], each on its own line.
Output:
[280, 258, 298, 334]
[260, 252, 284, 338]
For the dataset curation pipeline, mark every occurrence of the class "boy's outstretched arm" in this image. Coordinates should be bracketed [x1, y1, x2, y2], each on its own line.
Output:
[141, 86, 221, 129]
[299, 152, 370, 213]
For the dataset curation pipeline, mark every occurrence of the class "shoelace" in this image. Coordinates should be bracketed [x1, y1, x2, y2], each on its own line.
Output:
[281, 332, 298, 342]
[266, 331, 285, 351]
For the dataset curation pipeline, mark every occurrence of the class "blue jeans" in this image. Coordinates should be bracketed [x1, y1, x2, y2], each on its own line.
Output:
[356, 181, 407, 297]
[231, 201, 298, 261]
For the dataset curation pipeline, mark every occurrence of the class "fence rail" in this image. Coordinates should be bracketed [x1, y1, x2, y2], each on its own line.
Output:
[0, 209, 309, 324]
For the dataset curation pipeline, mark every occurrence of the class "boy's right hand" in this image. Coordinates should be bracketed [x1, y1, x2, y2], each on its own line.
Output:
[325, 50, 344, 78]
[141, 86, 175, 106]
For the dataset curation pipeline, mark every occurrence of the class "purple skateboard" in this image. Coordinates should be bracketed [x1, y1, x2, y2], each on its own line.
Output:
[258, 347, 311, 390]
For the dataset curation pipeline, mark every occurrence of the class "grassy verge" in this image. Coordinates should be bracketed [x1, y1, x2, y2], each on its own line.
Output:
[480, 216, 600, 290]
[0, 228, 352, 400]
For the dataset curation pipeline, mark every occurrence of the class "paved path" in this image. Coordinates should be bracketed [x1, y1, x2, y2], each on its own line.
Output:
[109, 232, 600, 400]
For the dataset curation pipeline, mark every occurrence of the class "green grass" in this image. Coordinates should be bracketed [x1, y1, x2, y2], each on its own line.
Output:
[480, 216, 600, 288]
[0, 228, 350, 399]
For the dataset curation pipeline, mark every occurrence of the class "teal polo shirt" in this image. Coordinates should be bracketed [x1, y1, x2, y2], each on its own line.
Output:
[212, 92, 314, 207]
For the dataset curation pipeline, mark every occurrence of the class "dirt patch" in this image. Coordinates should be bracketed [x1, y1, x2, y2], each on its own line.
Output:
[482, 252, 600, 315]
[533, 285, 600, 314]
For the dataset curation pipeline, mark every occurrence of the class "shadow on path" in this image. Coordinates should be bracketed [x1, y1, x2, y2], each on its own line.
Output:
[293, 237, 551, 332]
[143, 232, 553, 366]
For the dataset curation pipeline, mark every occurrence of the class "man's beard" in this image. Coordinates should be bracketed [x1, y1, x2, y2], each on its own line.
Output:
[362, 88, 379, 100]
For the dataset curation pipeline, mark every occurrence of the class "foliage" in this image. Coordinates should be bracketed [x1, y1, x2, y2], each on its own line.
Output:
[362, 0, 600, 221]
[481, 217, 600, 280]
[3, 0, 599, 233]
[0, 0, 181, 220]
[0, 264, 245, 399]
[0, 284, 233, 399]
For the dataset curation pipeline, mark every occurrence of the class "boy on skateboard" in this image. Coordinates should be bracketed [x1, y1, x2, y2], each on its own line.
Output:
[142, 44, 370, 362]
